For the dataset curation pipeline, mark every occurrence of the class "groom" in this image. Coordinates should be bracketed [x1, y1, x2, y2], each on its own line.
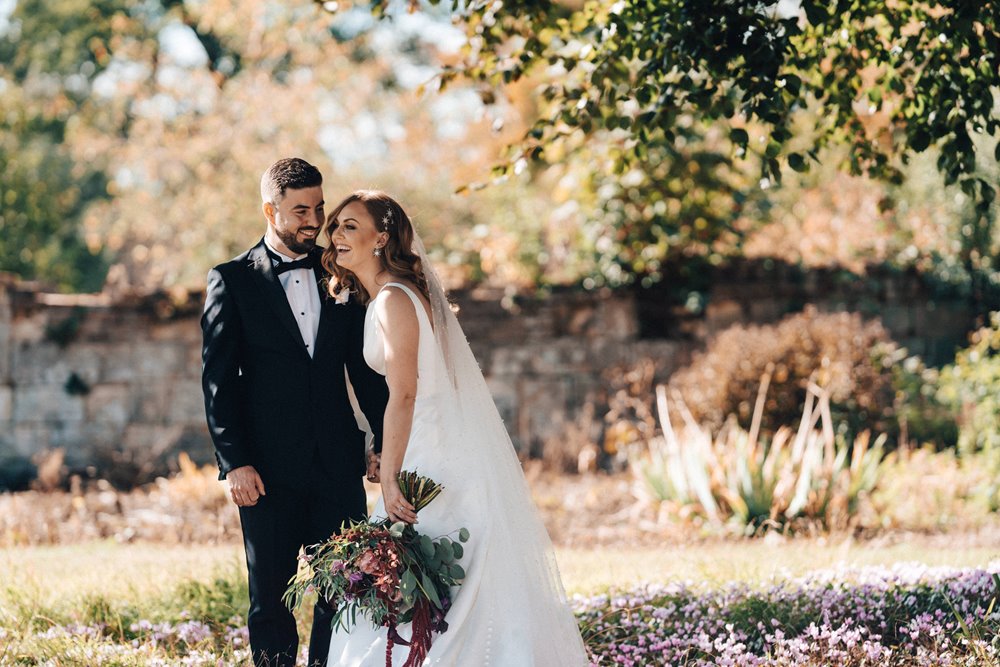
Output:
[201, 157, 388, 666]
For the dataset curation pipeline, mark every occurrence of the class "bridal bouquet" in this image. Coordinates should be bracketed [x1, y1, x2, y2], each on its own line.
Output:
[283, 471, 468, 667]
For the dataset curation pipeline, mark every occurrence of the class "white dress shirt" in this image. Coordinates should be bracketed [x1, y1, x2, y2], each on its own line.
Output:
[264, 238, 321, 357]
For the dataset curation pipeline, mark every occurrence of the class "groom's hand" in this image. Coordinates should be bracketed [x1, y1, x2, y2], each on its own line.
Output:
[366, 450, 381, 484]
[226, 465, 266, 507]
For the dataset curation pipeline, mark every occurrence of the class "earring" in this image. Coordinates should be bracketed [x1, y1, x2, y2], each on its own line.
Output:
[373, 246, 382, 257]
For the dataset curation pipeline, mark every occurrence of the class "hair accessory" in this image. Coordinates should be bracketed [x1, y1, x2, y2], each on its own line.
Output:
[381, 207, 393, 230]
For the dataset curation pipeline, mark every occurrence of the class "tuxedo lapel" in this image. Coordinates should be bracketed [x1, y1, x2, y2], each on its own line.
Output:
[247, 240, 309, 354]
[312, 255, 336, 356]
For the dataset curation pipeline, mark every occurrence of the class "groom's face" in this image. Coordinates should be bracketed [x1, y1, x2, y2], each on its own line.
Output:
[265, 186, 325, 255]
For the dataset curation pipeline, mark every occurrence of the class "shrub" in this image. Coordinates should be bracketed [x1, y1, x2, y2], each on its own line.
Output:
[600, 359, 660, 470]
[633, 379, 887, 533]
[886, 311, 1000, 456]
[871, 446, 998, 530]
[889, 352, 959, 448]
[937, 311, 1000, 458]
[666, 307, 898, 439]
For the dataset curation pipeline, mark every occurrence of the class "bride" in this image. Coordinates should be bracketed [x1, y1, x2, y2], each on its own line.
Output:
[321, 190, 589, 666]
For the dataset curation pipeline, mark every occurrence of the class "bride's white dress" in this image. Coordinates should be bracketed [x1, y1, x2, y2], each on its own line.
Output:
[327, 282, 589, 666]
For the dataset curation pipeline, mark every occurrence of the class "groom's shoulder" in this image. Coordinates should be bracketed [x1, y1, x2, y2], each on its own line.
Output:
[209, 243, 261, 278]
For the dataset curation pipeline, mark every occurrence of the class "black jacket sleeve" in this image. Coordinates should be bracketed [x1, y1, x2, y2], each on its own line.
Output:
[201, 267, 253, 479]
[345, 303, 389, 454]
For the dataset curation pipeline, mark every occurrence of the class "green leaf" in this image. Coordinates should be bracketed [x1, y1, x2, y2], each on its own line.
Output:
[982, 183, 996, 204]
[781, 74, 801, 96]
[788, 153, 807, 172]
[449, 564, 466, 580]
[767, 158, 782, 184]
[911, 129, 931, 152]
[422, 572, 442, 607]
[436, 541, 454, 564]
[803, 2, 829, 26]
[730, 128, 749, 147]
[458, 527, 470, 543]
[419, 535, 435, 559]
[401, 569, 417, 597]
[452, 542, 464, 559]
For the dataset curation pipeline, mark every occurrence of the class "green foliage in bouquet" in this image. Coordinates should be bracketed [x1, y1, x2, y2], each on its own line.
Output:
[283, 472, 468, 667]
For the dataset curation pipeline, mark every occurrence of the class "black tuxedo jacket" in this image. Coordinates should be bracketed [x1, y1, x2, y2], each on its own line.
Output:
[200, 239, 388, 487]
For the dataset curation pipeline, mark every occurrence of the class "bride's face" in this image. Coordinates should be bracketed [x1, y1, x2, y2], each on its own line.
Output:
[329, 201, 387, 271]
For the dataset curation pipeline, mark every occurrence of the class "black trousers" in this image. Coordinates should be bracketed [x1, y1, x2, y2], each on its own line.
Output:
[237, 464, 367, 667]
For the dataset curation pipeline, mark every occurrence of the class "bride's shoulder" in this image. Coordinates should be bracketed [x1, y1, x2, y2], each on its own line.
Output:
[372, 282, 420, 328]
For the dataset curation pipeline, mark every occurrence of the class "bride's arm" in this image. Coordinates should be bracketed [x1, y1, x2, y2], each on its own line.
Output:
[376, 288, 420, 524]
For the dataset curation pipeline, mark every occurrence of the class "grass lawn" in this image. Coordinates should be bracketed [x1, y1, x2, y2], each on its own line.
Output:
[1, 535, 997, 607]
[1, 536, 998, 665]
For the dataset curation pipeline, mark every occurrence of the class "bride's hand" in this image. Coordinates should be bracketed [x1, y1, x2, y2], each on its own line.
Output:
[382, 479, 418, 524]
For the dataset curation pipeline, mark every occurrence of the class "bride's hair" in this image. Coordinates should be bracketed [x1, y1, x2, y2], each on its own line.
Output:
[321, 190, 430, 305]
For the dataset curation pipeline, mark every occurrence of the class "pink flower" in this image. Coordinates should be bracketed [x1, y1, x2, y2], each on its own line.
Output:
[357, 550, 378, 575]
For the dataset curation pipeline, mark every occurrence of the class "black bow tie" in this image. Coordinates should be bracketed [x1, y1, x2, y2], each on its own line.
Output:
[271, 254, 317, 275]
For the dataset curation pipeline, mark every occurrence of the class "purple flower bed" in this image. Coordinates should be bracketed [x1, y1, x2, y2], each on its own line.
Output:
[7, 563, 999, 665]
[572, 563, 1000, 666]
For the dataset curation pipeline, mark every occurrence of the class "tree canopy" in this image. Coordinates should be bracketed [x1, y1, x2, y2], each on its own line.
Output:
[2, 0, 997, 292]
[0, 0, 536, 291]
[334, 0, 1000, 285]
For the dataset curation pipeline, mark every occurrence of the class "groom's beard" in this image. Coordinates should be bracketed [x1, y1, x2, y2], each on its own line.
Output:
[277, 225, 318, 255]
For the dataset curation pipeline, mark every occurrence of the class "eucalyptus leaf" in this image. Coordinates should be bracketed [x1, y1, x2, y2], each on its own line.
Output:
[422, 572, 442, 607]
[401, 569, 417, 595]
[420, 535, 435, 559]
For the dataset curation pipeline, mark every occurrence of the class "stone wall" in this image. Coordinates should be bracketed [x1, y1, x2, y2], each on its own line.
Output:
[0, 262, 983, 488]
[0, 279, 208, 488]
[635, 261, 977, 364]
[0, 277, 686, 487]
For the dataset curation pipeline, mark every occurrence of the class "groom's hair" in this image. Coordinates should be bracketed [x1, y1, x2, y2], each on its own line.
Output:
[260, 158, 322, 204]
